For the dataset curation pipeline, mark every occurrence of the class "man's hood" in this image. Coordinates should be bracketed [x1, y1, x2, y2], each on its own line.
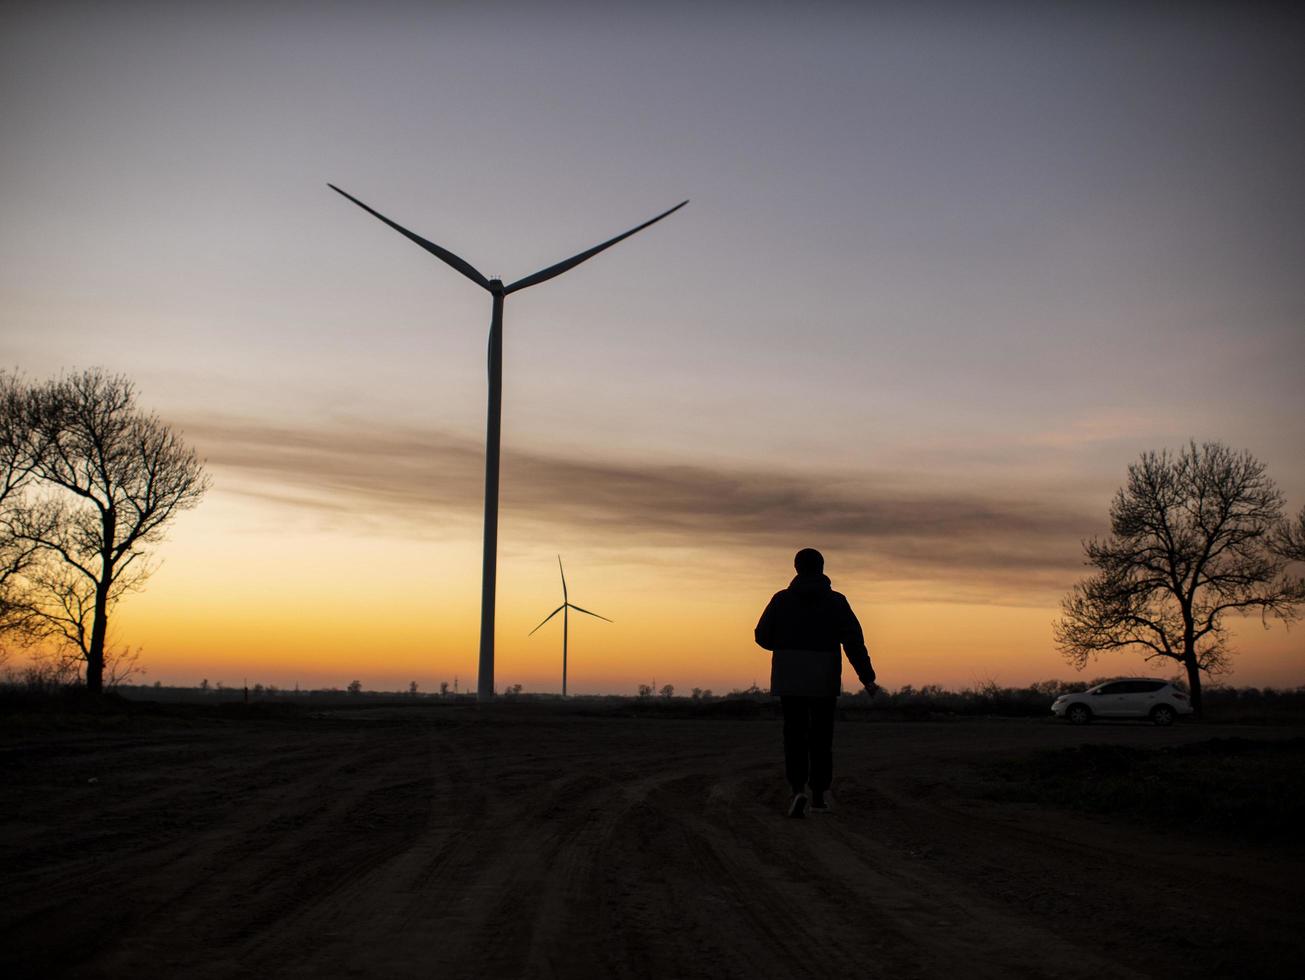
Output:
[787, 573, 832, 594]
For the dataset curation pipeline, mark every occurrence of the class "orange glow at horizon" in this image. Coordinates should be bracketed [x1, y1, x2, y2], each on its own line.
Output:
[93, 491, 1304, 694]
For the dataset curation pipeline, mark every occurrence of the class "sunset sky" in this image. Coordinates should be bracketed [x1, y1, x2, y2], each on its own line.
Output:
[2, 2, 1302, 693]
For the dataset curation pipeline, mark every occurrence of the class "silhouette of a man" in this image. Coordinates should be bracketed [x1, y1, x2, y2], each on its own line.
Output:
[754, 548, 877, 818]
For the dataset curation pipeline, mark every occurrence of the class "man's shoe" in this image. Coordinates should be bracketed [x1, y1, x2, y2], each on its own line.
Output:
[787, 793, 809, 818]
[810, 793, 832, 813]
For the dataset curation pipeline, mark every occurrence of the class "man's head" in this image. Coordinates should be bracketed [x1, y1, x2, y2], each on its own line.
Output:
[794, 548, 824, 575]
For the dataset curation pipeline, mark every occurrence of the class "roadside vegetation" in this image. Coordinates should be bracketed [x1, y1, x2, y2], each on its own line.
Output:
[4, 671, 1304, 725]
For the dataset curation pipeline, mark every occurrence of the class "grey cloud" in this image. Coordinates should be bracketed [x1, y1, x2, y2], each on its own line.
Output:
[181, 415, 1096, 593]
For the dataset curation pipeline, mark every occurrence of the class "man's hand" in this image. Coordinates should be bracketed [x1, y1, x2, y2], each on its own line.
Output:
[863, 682, 880, 698]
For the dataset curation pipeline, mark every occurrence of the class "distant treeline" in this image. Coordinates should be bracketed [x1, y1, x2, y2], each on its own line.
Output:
[3, 671, 1301, 722]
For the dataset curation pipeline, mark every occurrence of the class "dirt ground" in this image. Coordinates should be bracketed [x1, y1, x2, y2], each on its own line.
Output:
[2, 705, 1302, 979]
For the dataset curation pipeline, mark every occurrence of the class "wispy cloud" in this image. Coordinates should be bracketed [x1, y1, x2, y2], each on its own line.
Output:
[182, 415, 1099, 598]
[1019, 409, 1178, 451]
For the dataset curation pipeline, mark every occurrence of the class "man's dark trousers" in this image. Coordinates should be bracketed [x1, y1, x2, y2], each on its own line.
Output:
[781, 695, 836, 794]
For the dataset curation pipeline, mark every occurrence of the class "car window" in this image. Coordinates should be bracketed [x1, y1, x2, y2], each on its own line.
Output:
[1096, 682, 1127, 694]
[1137, 681, 1165, 693]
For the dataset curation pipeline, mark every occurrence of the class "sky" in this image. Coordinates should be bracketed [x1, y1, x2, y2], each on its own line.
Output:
[2, 1, 1303, 693]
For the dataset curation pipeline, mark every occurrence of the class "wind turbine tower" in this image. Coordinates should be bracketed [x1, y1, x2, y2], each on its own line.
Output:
[530, 556, 612, 697]
[329, 184, 685, 700]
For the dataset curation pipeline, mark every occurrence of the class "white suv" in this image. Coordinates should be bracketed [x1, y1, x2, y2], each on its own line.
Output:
[1051, 679, 1193, 726]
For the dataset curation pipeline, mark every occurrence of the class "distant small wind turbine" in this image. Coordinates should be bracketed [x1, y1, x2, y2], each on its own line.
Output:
[529, 556, 612, 697]
[329, 184, 685, 701]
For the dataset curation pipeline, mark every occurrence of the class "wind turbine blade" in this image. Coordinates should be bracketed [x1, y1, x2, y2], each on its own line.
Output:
[566, 603, 613, 623]
[528, 605, 566, 635]
[328, 184, 491, 290]
[558, 555, 568, 602]
[503, 200, 688, 295]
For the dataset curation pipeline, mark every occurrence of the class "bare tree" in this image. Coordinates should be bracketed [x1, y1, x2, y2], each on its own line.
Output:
[12, 370, 209, 693]
[1055, 442, 1305, 716]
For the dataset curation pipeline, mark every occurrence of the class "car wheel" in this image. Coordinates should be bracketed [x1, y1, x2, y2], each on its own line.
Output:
[1151, 704, 1176, 727]
[1066, 704, 1091, 725]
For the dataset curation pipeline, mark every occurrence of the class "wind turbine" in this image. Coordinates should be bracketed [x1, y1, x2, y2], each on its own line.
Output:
[328, 184, 685, 701]
[530, 556, 612, 697]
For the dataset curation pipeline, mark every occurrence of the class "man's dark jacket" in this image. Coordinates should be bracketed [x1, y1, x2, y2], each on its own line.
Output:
[754, 573, 875, 697]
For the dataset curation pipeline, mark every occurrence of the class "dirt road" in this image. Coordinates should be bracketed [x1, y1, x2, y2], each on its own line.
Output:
[2, 707, 1300, 978]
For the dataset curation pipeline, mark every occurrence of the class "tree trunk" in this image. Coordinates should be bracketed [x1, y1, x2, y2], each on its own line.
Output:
[1180, 603, 1202, 720]
[86, 528, 114, 693]
[85, 578, 111, 693]
[1182, 647, 1203, 719]
[86, 513, 116, 694]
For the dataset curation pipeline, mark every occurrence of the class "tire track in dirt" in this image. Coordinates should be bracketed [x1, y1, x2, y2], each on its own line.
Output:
[265, 728, 729, 979]
[3, 725, 437, 977]
[86, 728, 436, 978]
[236, 723, 624, 975]
[645, 762, 1145, 979]
[239, 725, 511, 977]
[4, 728, 372, 973]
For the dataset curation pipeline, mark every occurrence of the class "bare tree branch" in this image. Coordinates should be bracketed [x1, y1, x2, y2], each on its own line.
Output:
[0, 372, 46, 642]
[1273, 506, 1305, 564]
